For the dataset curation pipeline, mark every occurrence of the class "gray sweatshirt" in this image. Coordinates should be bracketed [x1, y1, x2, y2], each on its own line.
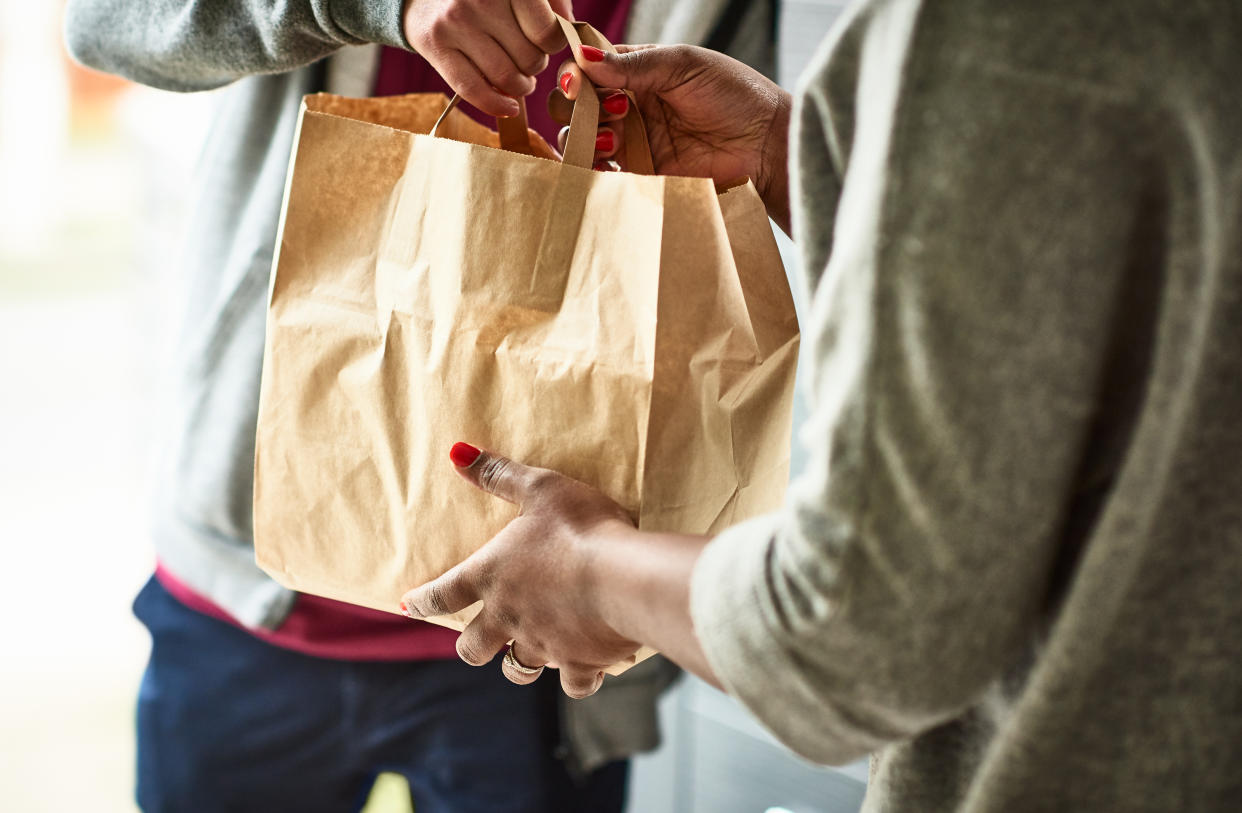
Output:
[692, 0, 1242, 809]
[63, 0, 776, 773]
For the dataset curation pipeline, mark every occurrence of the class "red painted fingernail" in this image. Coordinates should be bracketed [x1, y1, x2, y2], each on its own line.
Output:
[399, 601, 413, 618]
[559, 71, 572, 94]
[449, 442, 482, 467]
[602, 93, 628, 115]
[581, 46, 606, 62]
[595, 131, 614, 152]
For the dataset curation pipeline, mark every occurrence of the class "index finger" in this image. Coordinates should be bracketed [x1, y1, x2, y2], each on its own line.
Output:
[401, 561, 480, 618]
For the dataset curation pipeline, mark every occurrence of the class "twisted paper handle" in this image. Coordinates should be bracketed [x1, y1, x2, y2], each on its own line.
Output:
[430, 15, 655, 173]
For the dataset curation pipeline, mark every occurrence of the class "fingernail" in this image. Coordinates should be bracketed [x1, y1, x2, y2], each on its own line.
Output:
[559, 71, 572, 94]
[581, 46, 606, 63]
[595, 131, 614, 152]
[602, 93, 628, 115]
[449, 442, 482, 467]
[399, 600, 416, 619]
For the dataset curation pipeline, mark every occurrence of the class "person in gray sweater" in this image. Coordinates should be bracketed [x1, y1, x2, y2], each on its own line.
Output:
[63, 0, 775, 810]
[404, 1, 1242, 810]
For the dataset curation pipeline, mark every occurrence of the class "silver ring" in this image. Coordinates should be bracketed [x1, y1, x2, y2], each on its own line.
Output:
[503, 647, 544, 678]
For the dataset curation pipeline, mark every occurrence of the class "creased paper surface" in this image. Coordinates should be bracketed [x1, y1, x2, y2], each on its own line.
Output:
[254, 93, 799, 674]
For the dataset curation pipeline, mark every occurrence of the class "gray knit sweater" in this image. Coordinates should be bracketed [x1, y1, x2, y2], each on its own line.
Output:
[692, 0, 1242, 810]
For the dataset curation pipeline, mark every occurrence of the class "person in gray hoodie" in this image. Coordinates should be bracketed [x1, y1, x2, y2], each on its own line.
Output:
[63, 0, 776, 811]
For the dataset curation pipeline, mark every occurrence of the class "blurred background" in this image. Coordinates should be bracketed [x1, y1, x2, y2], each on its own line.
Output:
[0, 1, 860, 811]
[0, 2, 211, 811]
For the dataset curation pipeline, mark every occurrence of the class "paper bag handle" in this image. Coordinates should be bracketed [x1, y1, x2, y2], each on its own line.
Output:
[555, 16, 655, 174]
[430, 93, 537, 155]
[429, 17, 655, 173]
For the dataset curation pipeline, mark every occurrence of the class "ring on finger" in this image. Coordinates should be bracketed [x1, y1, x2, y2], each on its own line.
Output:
[503, 646, 544, 678]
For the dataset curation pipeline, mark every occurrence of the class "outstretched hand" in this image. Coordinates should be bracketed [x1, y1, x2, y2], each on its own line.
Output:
[401, 443, 642, 699]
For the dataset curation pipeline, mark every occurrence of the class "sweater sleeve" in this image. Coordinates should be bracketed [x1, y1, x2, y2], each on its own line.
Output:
[690, 1, 1155, 765]
[63, 0, 408, 91]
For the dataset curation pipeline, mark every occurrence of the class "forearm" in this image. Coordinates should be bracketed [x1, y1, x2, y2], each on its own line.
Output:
[64, 0, 407, 91]
[589, 523, 722, 689]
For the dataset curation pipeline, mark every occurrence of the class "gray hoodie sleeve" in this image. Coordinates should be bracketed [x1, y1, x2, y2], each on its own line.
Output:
[64, 0, 408, 92]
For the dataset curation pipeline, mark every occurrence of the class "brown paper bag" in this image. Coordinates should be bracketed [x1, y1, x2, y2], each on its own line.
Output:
[253, 21, 799, 673]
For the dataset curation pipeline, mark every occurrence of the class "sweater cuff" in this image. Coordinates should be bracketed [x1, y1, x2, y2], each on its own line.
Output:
[333, 0, 412, 50]
[691, 514, 790, 727]
[690, 513, 878, 765]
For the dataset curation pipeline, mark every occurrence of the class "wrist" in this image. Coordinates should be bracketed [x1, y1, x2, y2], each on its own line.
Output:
[757, 87, 793, 234]
[580, 518, 647, 642]
[581, 520, 714, 653]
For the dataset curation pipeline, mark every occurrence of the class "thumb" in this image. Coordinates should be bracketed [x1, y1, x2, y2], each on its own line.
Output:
[574, 43, 668, 95]
[448, 442, 548, 507]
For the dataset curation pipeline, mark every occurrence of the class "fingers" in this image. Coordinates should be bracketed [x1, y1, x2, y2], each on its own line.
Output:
[551, 65, 625, 169]
[500, 648, 605, 697]
[568, 43, 669, 96]
[550, 88, 624, 128]
[401, 560, 480, 618]
[490, 3, 550, 76]
[557, 123, 620, 162]
[592, 125, 619, 159]
[436, 50, 521, 118]
[566, 45, 650, 95]
[599, 91, 630, 120]
[556, 60, 584, 101]
[448, 442, 557, 508]
[559, 665, 605, 699]
[406, 0, 577, 119]
[455, 613, 511, 666]
[501, 644, 548, 685]
[468, 35, 538, 99]
[512, 0, 568, 53]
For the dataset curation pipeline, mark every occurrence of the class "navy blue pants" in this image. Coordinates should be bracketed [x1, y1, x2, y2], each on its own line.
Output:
[133, 577, 627, 813]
